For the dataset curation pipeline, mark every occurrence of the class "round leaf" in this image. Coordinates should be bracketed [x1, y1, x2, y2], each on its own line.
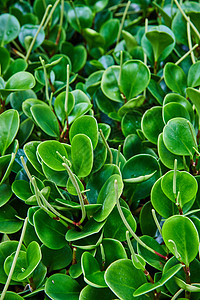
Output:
[162, 215, 199, 265]
[5, 71, 35, 91]
[0, 14, 20, 46]
[164, 63, 187, 96]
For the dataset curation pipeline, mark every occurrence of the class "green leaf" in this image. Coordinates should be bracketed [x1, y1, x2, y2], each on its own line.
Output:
[19, 24, 45, 51]
[69, 116, 98, 149]
[45, 273, 81, 299]
[162, 215, 199, 265]
[94, 174, 123, 222]
[188, 61, 200, 87]
[33, 209, 67, 250]
[66, 218, 105, 242]
[162, 102, 191, 124]
[104, 206, 137, 241]
[68, 5, 93, 32]
[187, 87, 200, 124]
[0, 204, 23, 234]
[0, 183, 12, 207]
[54, 91, 75, 125]
[71, 134, 93, 177]
[101, 66, 121, 102]
[37, 140, 68, 171]
[164, 63, 187, 96]
[105, 259, 147, 300]
[133, 264, 183, 296]
[0, 14, 20, 46]
[158, 133, 185, 170]
[31, 104, 60, 138]
[119, 60, 150, 100]
[84, 0, 108, 12]
[151, 176, 179, 218]
[0, 46, 10, 74]
[81, 252, 107, 288]
[121, 111, 142, 137]
[141, 106, 164, 144]
[79, 285, 115, 300]
[0, 109, 19, 156]
[100, 19, 120, 48]
[146, 25, 175, 61]
[161, 170, 198, 207]
[24, 141, 43, 174]
[163, 117, 197, 156]
[5, 71, 35, 91]
[3, 292, 24, 299]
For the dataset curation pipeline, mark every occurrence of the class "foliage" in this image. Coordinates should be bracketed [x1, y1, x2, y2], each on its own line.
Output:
[0, 0, 200, 299]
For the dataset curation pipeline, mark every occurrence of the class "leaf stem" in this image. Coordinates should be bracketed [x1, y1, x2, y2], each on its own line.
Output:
[62, 161, 86, 225]
[99, 129, 113, 164]
[187, 17, 196, 64]
[43, 0, 61, 30]
[65, 64, 70, 117]
[173, 159, 177, 198]
[116, 1, 131, 45]
[174, 0, 200, 40]
[151, 209, 162, 236]
[0, 217, 28, 300]
[171, 288, 184, 300]
[39, 56, 49, 102]
[69, 0, 81, 32]
[25, 4, 52, 62]
[115, 180, 168, 259]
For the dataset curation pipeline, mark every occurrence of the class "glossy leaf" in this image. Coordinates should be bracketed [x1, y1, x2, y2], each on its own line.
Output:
[164, 63, 187, 96]
[45, 273, 81, 299]
[0, 14, 20, 46]
[163, 117, 197, 157]
[0, 109, 19, 156]
[31, 104, 60, 138]
[162, 215, 199, 265]
[0, 204, 22, 234]
[94, 174, 123, 222]
[5, 71, 35, 91]
[71, 134, 93, 177]
[37, 140, 68, 171]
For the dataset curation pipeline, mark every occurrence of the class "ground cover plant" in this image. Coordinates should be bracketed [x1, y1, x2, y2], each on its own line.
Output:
[1, 0, 200, 299]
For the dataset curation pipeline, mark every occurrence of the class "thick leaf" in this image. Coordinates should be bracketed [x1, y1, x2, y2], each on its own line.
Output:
[146, 25, 175, 61]
[84, 0, 108, 12]
[141, 106, 164, 144]
[69, 116, 98, 149]
[119, 60, 150, 100]
[161, 170, 198, 207]
[187, 87, 200, 124]
[100, 19, 119, 48]
[79, 285, 115, 300]
[94, 174, 123, 222]
[163, 117, 197, 157]
[105, 259, 147, 300]
[45, 273, 81, 299]
[0, 109, 19, 156]
[0, 183, 12, 207]
[0, 14, 20, 46]
[164, 63, 187, 96]
[24, 141, 43, 174]
[66, 218, 105, 242]
[0, 204, 22, 234]
[133, 264, 183, 296]
[68, 5, 93, 32]
[54, 91, 75, 125]
[71, 134, 93, 177]
[37, 140, 68, 171]
[33, 209, 67, 250]
[188, 61, 200, 87]
[162, 215, 199, 265]
[81, 252, 107, 287]
[19, 24, 45, 50]
[5, 71, 35, 91]
[158, 133, 185, 170]
[101, 66, 121, 102]
[162, 102, 191, 124]
[31, 104, 60, 138]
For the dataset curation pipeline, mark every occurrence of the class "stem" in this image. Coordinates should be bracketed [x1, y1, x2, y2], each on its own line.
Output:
[116, 1, 131, 45]
[187, 120, 198, 151]
[143, 18, 148, 98]
[116, 144, 121, 167]
[118, 51, 123, 85]
[0, 217, 28, 300]
[151, 209, 162, 236]
[69, 0, 81, 32]
[43, 0, 61, 30]
[65, 64, 70, 117]
[174, 0, 200, 40]
[55, 0, 64, 45]
[171, 288, 184, 300]
[100, 243, 106, 270]
[39, 56, 49, 102]
[187, 18, 196, 64]
[62, 161, 86, 224]
[99, 129, 113, 164]
[115, 180, 168, 259]
[173, 159, 177, 198]
[20, 156, 33, 182]
[25, 4, 52, 62]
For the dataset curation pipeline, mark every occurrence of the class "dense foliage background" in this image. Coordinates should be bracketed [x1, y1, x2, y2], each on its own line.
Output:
[1, 0, 200, 299]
